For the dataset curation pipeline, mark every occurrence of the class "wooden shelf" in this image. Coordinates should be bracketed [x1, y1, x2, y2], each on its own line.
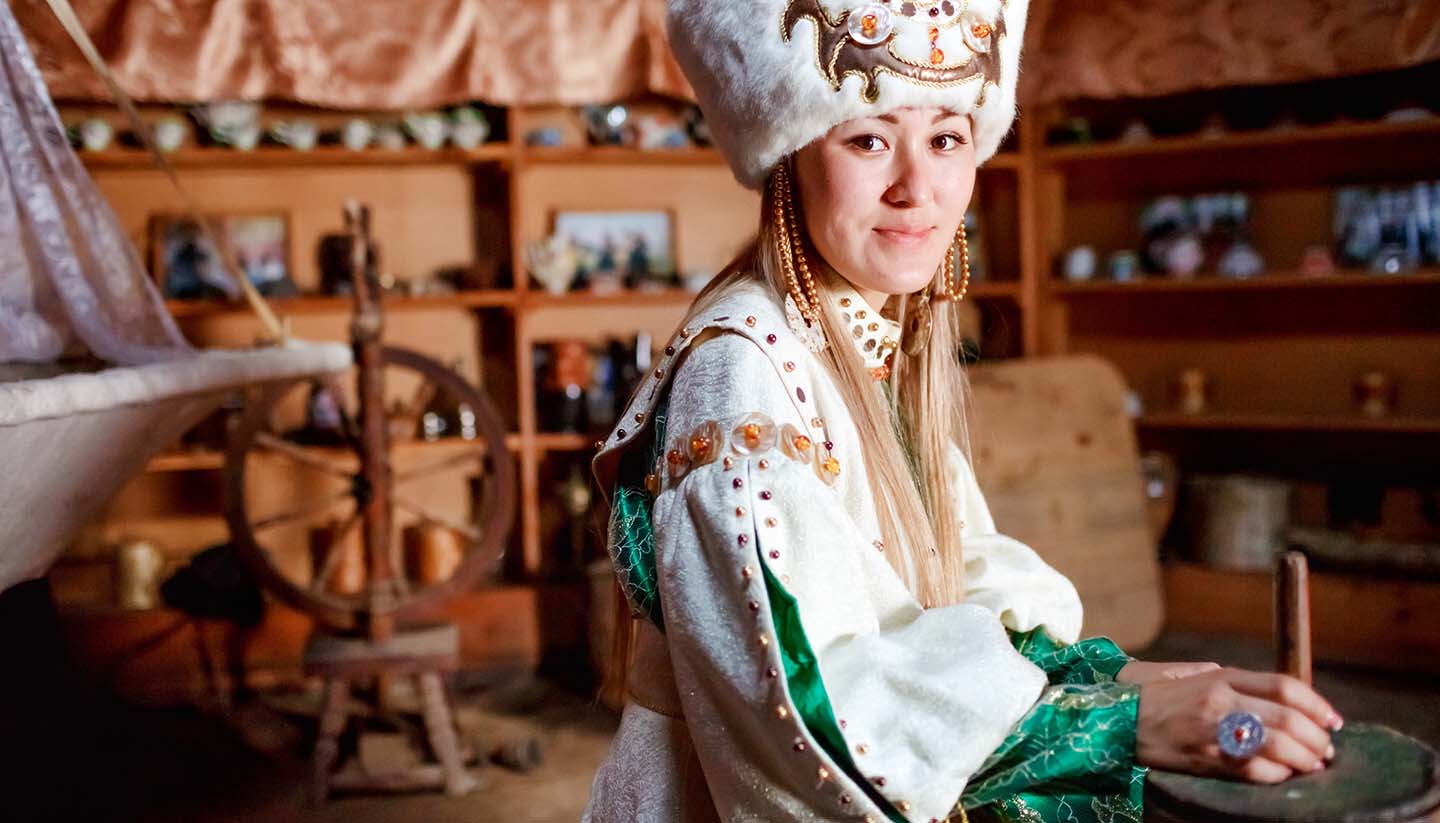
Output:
[1040, 117, 1440, 164]
[981, 152, 1024, 171]
[164, 290, 516, 318]
[79, 144, 513, 170]
[146, 449, 227, 472]
[533, 432, 594, 452]
[967, 281, 1022, 299]
[1161, 561, 1440, 673]
[1136, 412, 1440, 435]
[1050, 269, 1440, 296]
[518, 146, 726, 166]
[145, 434, 522, 473]
[520, 288, 700, 308]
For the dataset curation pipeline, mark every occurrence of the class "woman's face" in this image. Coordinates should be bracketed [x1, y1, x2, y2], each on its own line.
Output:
[793, 107, 976, 309]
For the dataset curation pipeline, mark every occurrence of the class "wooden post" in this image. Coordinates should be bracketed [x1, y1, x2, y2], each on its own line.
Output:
[1274, 550, 1312, 685]
[345, 201, 397, 642]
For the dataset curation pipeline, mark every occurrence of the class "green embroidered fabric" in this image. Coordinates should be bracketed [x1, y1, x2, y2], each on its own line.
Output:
[1010, 628, 1134, 686]
[957, 632, 1146, 823]
[606, 397, 669, 630]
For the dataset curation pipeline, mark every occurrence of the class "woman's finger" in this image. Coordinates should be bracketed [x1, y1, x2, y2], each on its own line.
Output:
[1231, 754, 1294, 785]
[1227, 699, 1328, 774]
[1236, 696, 1333, 763]
[1218, 668, 1341, 731]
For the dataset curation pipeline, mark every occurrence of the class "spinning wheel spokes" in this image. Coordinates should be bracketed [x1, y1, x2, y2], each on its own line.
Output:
[253, 431, 356, 479]
[224, 347, 516, 633]
[394, 447, 489, 487]
[251, 488, 355, 533]
[310, 507, 362, 593]
[394, 496, 485, 543]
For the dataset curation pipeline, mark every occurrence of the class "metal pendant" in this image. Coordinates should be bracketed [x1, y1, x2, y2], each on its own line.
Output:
[901, 294, 932, 356]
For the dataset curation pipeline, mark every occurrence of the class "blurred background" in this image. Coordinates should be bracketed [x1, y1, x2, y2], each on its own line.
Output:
[2, 1, 1438, 820]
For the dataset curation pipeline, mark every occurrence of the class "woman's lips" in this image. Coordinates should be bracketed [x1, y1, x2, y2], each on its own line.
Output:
[873, 226, 935, 246]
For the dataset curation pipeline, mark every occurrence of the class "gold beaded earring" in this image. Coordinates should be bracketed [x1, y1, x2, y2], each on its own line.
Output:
[773, 159, 826, 352]
[935, 219, 972, 303]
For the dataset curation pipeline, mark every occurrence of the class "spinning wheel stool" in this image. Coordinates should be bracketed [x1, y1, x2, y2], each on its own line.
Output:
[222, 203, 515, 802]
[1145, 552, 1440, 822]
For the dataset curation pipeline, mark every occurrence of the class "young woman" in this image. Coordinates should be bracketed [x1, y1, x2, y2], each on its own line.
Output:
[585, 2, 1341, 821]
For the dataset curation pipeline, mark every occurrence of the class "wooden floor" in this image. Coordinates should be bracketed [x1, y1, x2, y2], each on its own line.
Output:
[4, 633, 1437, 822]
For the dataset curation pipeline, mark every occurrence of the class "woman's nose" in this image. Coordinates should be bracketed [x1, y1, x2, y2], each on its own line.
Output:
[883, 151, 935, 208]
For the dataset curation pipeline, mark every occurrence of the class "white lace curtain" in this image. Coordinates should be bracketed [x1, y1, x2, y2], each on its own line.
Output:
[0, 1, 188, 365]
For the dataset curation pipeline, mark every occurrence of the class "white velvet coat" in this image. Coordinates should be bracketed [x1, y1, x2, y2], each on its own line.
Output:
[584, 281, 1082, 823]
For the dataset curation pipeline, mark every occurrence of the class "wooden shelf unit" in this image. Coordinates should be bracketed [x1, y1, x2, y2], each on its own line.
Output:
[1031, 93, 1440, 649]
[67, 95, 1440, 662]
[1049, 268, 1440, 296]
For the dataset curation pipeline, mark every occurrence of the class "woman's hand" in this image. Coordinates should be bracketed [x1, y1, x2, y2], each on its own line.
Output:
[1117, 660, 1221, 685]
[1136, 667, 1343, 783]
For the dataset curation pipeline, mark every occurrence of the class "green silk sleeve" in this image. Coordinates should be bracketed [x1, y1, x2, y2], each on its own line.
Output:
[960, 681, 1146, 823]
[953, 631, 1144, 823]
[1009, 628, 1134, 686]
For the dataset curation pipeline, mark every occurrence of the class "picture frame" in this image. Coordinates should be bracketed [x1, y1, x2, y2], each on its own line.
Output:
[550, 208, 677, 292]
[149, 211, 296, 300]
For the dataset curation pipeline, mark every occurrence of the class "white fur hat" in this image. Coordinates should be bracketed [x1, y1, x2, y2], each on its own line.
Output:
[667, 0, 1029, 189]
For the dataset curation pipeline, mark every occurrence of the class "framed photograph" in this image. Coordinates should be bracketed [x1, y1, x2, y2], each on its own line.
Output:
[551, 209, 676, 291]
[150, 211, 296, 300]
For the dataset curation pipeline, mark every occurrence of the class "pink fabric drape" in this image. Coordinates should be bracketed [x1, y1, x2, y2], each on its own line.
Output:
[1022, 0, 1440, 105]
[15, 0, 693, 107]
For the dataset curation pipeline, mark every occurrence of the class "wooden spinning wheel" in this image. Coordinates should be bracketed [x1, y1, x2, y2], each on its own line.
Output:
[222, 203, 515, 639]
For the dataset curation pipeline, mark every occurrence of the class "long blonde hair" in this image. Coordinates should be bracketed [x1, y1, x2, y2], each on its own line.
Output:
[601, 160, 974, 704]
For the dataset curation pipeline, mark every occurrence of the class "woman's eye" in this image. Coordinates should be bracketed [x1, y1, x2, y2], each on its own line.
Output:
[849, 134, 888, 152]
[932, 132, 968, 150]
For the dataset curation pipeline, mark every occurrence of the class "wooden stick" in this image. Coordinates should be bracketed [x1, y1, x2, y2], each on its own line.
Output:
[1275, 550, 1313, 685]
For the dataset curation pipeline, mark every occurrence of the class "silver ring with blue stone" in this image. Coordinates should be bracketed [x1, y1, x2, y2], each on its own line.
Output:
[1217, 710, 1266, 759]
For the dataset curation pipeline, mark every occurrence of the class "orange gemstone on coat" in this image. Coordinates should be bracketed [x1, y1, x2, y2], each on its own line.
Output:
[861, 13, 878, 35]
[793, 435, 813, 452]
[822, 456, 841, 475]
[972, 23, 992, 38]
[930, 47, 945, 65]
[744, 423, 762, 448]
[690, 436, 712, 459]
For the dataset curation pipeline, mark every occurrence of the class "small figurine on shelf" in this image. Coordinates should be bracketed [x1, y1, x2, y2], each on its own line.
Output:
[583, 104, 631, 146]
[375, 120, 407, 150]
[683, 105, 713, 146]
[1061, 245, 1097, 282]
[554, 464, 594, 570]
[152, 114, 190, 153]
[633, 112, 691, 150]
[403, 111, 449, 149]
[193, 101, 261, 151]
[1173, 368, 1210, 415]
[538, 341, 593, 433]
[270, 118, 318, 151]
[341, 118, 374, 150]
[1215, 193, 1264, 280]
[526, 234, 580, 295]
[1140, 196, 1203, 278]
[1106, 250, 1139, 282]
[524, 127, 565, 147]
[76, 117, 113, 151]
[450, 106, 491, 149]
[114, 540, 165, 610]
[289, 378, 349, 446]
[1299, 244, 1337, 277]
[417, 362, 479, 441]
[1354, 371, 1396, 418]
